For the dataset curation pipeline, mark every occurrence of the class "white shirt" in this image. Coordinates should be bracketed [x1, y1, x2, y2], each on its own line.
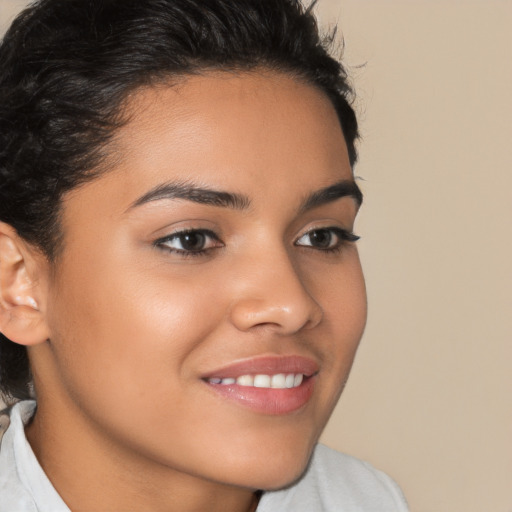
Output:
[0, 401, 409, 511]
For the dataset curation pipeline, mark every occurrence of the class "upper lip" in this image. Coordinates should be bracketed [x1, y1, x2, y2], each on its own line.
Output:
[202, 355, 319, 380]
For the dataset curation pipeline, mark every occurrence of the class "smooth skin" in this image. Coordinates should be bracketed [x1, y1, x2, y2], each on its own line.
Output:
[0, 71, 367, 512]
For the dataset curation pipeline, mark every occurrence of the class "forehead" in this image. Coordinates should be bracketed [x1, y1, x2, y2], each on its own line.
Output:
[107, 71, 350, 189]
[62, 70, 353, 226]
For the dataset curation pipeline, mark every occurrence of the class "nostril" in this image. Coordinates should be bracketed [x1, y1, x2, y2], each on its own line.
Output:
[229, 294, 323, 334]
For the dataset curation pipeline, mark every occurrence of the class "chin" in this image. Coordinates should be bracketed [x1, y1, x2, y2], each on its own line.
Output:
[213, 436, 317, 491]
[254, 461, 311, 491]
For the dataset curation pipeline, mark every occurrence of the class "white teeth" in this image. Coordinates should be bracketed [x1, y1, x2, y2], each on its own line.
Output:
[210, 373, 305, 388]
[254, 374, 271, 388]
[237, 375, 254, 386]
[271, 374, 286, 389]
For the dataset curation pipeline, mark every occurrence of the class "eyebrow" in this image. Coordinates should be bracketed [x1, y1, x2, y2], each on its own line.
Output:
[128, 181, 251, 211]
[128, 178, 362, 212]
[300, 180, 363, 212]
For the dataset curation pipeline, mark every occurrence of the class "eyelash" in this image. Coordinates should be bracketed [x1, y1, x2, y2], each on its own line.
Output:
[295, 227, 360, 255]
[154, 229, 222, 258]
[154, 227, 359, 258]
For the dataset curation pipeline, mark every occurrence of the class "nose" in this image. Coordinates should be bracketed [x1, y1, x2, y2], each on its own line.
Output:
[228, 248, 323, 334]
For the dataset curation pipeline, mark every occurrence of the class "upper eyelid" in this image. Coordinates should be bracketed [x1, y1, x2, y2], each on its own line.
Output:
[153, 228, 223, 251]
[293, 228, 360, 254]
[295, 225, 356, 240]
[155, 228, 219, 241]
[153, 231, 222, 261]
[153, 225, 357, 248]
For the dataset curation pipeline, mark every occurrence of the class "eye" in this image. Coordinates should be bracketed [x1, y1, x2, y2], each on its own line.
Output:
[295, 227, 359, 252]
[154, 229, 223, 256]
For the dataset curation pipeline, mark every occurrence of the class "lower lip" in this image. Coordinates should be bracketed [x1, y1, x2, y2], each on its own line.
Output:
[204, 376, 315, 415]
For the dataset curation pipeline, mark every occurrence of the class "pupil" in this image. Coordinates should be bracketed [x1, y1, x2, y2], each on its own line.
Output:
[311, 229, 331, 248]
[181, 232, 205, 251]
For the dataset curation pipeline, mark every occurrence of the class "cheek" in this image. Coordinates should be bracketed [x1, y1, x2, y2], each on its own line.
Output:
[308, 251, 367, 341]
[45, 250, 222, 406]
[310, 253, 367, 393]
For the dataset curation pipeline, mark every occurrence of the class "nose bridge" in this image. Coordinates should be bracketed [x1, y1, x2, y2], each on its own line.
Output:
[229, 244, 323, 333]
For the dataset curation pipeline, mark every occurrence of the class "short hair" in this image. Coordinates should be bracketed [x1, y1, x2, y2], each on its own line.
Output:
[0, 0, 359, 402]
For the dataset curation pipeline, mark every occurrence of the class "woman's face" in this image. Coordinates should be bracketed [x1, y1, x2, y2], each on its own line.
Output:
[36, 71, 366, 490]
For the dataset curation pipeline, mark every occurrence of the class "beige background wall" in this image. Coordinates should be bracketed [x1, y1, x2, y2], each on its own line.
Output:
[2, 1, 511, 511]
[316, 2, 512, 512]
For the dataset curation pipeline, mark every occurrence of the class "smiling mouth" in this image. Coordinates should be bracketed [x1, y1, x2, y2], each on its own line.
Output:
[206, 373, 306, 389]
[202, 356, 318, 414]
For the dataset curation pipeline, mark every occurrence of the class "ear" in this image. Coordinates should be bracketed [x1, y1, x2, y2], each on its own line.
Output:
[0, 222, 50, 346]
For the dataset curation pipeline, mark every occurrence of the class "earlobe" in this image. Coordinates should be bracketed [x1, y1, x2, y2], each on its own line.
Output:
[0, 222, 50, 346]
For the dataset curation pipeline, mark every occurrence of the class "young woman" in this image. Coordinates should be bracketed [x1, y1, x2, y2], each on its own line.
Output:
[0, 1, 409, 510]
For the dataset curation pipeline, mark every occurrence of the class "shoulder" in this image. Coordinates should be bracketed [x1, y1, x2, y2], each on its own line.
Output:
[307, 444, 409, 509]
[258, 444, 409, 512]
[0, 401, 50, 512]
[0, 406, 11, 446]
